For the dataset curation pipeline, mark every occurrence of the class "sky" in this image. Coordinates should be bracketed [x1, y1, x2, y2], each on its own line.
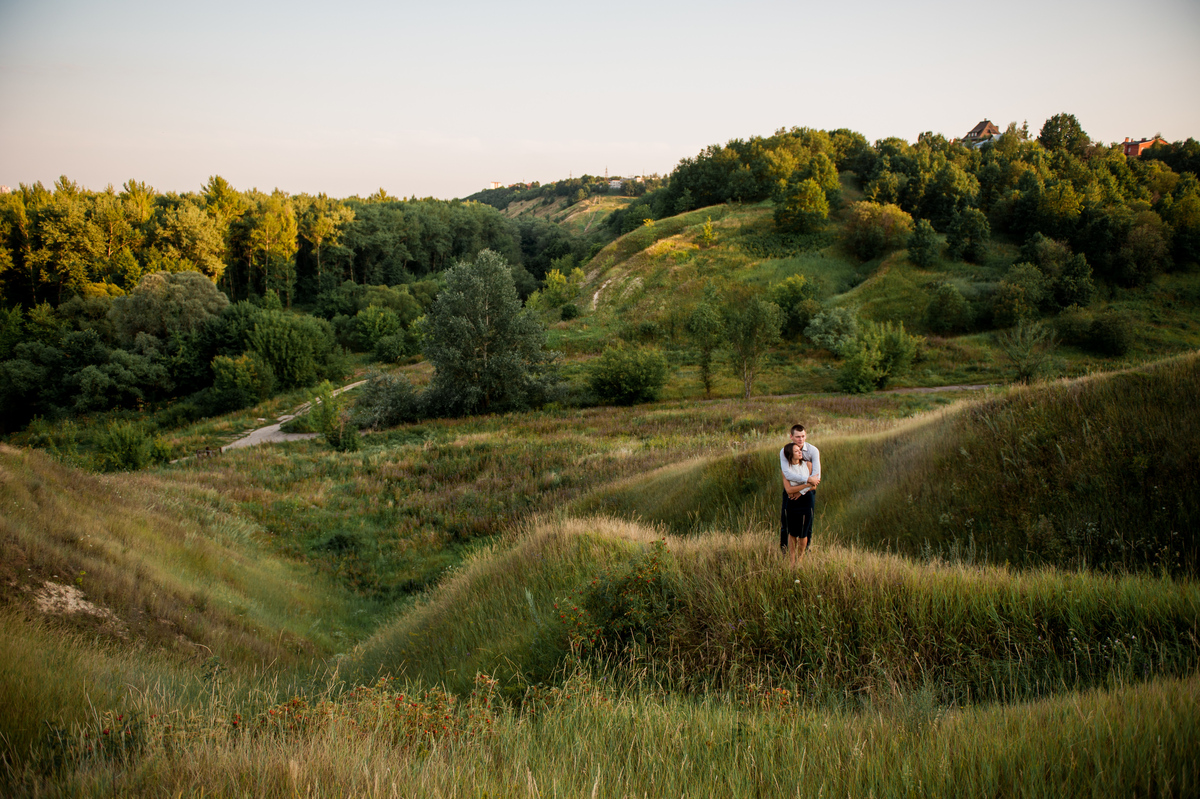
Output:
[1, 0, 1198, 200]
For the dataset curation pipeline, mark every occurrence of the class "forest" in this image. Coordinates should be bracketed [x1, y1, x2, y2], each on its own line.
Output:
[1, 113, 1198, 448]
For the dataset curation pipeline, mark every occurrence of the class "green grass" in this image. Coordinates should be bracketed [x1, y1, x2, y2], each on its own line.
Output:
[581, 352, 1200, 576]
[9, 667, 1196, 797]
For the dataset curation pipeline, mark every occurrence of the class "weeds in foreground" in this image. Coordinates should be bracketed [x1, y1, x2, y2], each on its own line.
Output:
[9, 665, 1196, 798]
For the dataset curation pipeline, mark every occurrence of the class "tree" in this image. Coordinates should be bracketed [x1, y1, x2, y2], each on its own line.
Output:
[907, 219, 939, 267]
[1038, 113, 1089, 156]
[109, 271, 230, 345]
[722, 291, 782, 399]
[685, 297, 723, 397]
[153, 203, 226, 280]
[423, 249, 554, 416]
[773, 178, 829, 234]
[946, 208, 991, 263]
[247, 191, 299, 305]
[300, 195, 355, 294]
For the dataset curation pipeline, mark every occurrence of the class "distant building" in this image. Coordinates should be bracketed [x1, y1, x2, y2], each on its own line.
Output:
[1123, 137, 1167, 157]
[608, 179, 624, 190]
[963, 120, 1002, 148]
[0, 185, 10, 194]
[488, 181, 502, 190]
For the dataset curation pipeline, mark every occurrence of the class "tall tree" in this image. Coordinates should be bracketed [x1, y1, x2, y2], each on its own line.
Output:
[1038, 113, 1090, 157]
[247, 191, 299, 305]
[299, 194, 355, 294]
[423, 249, 554, 416]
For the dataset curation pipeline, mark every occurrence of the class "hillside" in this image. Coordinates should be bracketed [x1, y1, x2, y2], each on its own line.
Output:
[578, 351, 1200, 574]
[4, 354, 1199, 794]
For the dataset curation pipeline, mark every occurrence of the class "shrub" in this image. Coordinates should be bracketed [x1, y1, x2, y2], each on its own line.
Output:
[588, 344, 669, 405]
[373, 333, 415, 364]
[1054, 305, 1094, 348]
[924, 281, 973, 334]
[573, 540, 680, 652]
[769, 275, 819, 337]
[209, 353, 274, 413]
[804, 307, 858, 354]
[773, 178, 829, 234]
[843, 201, 913, 261]
[307, 380, 360, 452]
[246, 311, 339, 390]
[353, 371, 423, 430]
[837, 320, 922, 393]
[996, 320, 1057, 383]
[560, 303, 579, 321]
[1088, 310, 1133, 356]
[97, 421, 157, 471]
[353, 305, 402, 352]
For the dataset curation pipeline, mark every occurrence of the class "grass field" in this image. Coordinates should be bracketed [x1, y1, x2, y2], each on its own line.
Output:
[4, 186, 1200, 794]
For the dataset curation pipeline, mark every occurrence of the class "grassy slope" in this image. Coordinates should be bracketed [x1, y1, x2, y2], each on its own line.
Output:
[578, 352, 1200, 574]
[536, 185, 1200, 396]
[0, 445, 367, 765]
[344, 516, 1199, 702]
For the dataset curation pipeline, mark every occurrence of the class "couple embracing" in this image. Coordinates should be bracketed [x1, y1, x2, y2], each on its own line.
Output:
[779, 424, 820, 570]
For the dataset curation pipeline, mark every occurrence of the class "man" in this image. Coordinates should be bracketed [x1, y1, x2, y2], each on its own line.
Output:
[780, 424, 820, 556]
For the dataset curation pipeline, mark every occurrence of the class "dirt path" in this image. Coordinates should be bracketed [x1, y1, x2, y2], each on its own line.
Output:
[221, 379, 367, 452]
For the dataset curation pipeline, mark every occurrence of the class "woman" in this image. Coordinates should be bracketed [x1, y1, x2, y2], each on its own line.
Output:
[781, 442, 817, 569]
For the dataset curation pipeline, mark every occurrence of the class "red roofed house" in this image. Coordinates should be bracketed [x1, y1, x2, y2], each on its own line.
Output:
[964, 120, 1002, 147]
[1123, 137, 1167, 157]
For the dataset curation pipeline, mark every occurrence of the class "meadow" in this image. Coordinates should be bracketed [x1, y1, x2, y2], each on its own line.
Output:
[4, 353, 1199, 796]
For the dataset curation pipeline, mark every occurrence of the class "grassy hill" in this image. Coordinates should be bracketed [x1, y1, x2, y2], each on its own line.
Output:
[0, 444, 373, 766]
[578, 351, 1200, 575]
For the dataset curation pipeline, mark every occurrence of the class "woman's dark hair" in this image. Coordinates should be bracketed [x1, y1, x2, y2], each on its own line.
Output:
[783, 443, 797, 462]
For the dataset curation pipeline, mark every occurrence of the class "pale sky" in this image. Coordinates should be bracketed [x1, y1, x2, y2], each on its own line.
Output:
[2, 0, 1197, 200]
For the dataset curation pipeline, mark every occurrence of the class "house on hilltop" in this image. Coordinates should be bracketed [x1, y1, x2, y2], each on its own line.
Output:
[964, 120, 1001, 148]
[1123, 137, 1167, 157]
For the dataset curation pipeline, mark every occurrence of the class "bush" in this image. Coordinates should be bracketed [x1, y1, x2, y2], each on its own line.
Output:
[246, 311, 340, 390]
[373, 333, 416, 364]
[209, 353, 274, 413]
[770, 275, 819, 337]
[97, 421, 159, 471]
[924, 281, 973, 334]
[837, 320, 922, 393]
[1054, 305, 1094, 348]
[307, 380, 360, 452]
[560, 303, 579, 321]
[573, 540, 680, 652]
[996, 320, 1057, 383]
[588, 344, 669, 405]
[1088, 310, 1133, 356]
[353, 371, 424, 430]
[843, 202, 913, 261]
[353, 305, 403, 352]
[774, 178, 829, 234]
[804, 307, 858, 354]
